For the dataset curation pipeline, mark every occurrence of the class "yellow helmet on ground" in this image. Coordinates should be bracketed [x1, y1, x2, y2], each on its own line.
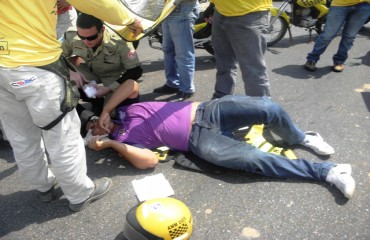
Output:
[123, 197, 193, 240]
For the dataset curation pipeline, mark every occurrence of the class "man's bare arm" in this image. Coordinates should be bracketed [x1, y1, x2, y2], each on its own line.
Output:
[88, 136, 158, 169]
[98, 80, 139, 131]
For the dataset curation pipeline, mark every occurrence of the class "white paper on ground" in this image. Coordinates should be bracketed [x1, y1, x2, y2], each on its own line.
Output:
[132, 173, 175, 202]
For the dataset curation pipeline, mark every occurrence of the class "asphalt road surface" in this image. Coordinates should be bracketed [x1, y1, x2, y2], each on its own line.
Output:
[1, 22, 369, 240]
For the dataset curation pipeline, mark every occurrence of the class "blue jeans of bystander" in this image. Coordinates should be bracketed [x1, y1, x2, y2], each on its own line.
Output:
[161, 1, 199, 93]
[307, 3, 370, 64]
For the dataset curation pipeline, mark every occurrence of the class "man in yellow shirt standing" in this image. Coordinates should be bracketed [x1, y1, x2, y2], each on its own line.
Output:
[0, 0, 142, 212]
[304, 0, 370, 72]
[204, 0, 272, 99]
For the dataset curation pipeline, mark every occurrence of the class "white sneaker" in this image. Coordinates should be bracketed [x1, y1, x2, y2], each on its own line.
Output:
[300, 131, 335, 155]
[326, 164, 355, 199]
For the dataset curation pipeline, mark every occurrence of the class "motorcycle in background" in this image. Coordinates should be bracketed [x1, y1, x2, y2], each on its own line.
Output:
[267, 0, 330, 46]
[147, 0, 214, 55]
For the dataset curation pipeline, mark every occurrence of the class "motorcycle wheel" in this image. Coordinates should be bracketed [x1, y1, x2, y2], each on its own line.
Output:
[203, 41, 214, 55]
[267, 16, 288, 47]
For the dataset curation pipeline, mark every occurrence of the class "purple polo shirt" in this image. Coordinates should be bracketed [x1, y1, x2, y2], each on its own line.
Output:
[110, 102, 193, 151]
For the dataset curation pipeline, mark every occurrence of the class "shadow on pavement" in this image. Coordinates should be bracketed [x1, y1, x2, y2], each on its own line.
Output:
[361, 92, 370, 112]
[171, 162, 351, 205]
[355, 50, 370, 67]
[268, 34, 318, 51]
[0, 188, 72, 238]
[272, 64, 333, 79]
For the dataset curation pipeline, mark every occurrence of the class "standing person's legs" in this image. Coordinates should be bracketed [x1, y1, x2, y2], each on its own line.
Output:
[162, 2, 198, 94]
[162, 19, 180, 89]
[230, 11, 271, 97]
[333, 3, 370, 65]
[0, 66, 94, 204]
[0, 90, 56, 193]
[172, 2, 198, 94]
[212, 10, 238, 98]
[306, 6, 349, 63]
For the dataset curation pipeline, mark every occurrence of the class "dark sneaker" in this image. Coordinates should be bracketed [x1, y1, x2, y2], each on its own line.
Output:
[169, 91, 194, 102]
[69, 177, 113, 212]
[153, 84, 178, 94]
[333, 63, 345, 72]
[304, 60, 316, 71]
[38, 184, 56, 203]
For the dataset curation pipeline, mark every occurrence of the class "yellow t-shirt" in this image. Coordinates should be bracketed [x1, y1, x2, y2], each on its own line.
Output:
[0, 0, 135, 68]
[331, 0, 370, 6]
[210, 0, 272, 16]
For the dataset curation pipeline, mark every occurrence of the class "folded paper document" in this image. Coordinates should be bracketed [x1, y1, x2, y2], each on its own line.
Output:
[132, 173, 175, 202]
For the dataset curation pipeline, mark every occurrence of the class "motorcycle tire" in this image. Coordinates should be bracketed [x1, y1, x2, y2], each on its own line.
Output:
[267, 16, 288, 47]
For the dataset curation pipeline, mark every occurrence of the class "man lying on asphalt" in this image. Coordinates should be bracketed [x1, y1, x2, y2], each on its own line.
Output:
[84, 85, 355, 199]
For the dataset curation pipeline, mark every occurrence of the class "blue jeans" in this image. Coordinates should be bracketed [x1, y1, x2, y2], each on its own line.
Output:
[161, 1, 199, 93]
[188, 96, 334, 180]
[307, 3, 370, 64]
[212, 10, 271, 97]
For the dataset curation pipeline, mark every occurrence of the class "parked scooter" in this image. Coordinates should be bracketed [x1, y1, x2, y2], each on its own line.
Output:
[147, 0, 213, 55]
[267, 0, 330, 46]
